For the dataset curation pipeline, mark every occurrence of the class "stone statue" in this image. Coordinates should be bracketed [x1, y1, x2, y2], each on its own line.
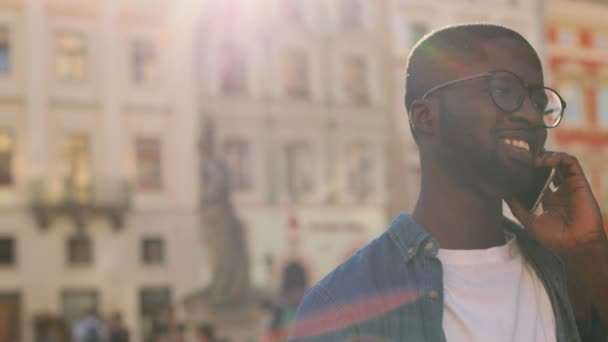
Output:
[198, 118, 251, 308]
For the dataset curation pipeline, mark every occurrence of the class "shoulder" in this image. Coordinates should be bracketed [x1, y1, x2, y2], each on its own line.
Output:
[314, 230, 399, 301]
[290, 230, 412, 339]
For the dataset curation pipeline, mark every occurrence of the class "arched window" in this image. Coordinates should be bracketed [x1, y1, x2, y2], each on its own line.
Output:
[281, 262, 308, 296]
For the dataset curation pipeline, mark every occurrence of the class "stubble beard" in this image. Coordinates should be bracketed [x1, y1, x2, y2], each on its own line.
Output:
[436, 97, 511, 197]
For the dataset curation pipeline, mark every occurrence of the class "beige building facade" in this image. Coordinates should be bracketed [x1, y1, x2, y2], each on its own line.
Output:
[195, 6, 393, 335]
[0, 0, 204, 340]
[0, 0, 393, 340]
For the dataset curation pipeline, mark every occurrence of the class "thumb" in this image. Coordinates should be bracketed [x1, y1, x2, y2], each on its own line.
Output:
[506, 197, 535, 227]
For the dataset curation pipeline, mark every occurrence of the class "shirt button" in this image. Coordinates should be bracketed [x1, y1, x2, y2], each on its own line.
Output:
[424, 242, 434, 251]
[429, 290, 439, 299]
[407, 247, 415, 255]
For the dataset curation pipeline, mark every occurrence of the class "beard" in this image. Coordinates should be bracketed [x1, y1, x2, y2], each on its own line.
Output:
[434, 96, 535, 198]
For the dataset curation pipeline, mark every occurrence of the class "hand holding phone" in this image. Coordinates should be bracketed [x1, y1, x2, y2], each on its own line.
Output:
[529, 167, 557, 214]
[517, 167, 557, 214]
[506, 151, 603, 256]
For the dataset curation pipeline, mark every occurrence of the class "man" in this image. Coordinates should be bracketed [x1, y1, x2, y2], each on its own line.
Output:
[288, 24, 608, 341]
[72, 309, 109, 342]
[108, 312, 129, 342]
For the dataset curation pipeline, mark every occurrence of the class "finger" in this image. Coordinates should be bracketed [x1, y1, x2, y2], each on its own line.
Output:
[506, 197, 535, 226]
[536, 151, 585, 178]
[551, 168, 564, 189]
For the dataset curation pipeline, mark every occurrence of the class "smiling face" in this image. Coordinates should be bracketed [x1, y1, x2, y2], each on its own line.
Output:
[430, 37, 547, 198]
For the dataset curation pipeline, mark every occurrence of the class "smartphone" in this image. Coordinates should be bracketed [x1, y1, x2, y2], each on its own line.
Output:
[517, 167, 557, 213]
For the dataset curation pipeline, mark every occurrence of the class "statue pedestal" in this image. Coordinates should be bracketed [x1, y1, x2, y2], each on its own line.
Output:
[184, 294, 269, 341]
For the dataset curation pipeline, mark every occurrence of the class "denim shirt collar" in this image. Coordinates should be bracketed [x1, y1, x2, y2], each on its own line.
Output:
[387, 213, 439, 262]
[387, 212, 539, 262]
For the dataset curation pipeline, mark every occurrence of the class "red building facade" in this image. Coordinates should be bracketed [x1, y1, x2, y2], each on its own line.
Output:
[545, 0, 608, 228]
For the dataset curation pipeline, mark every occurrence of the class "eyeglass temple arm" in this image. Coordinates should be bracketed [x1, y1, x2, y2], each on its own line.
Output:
[421, 73, 491, 100]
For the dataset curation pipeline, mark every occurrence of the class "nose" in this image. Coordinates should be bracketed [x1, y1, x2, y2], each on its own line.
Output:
[510, 94, 544, 127]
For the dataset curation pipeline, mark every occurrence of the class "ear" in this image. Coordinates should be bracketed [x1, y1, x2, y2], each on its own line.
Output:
[408, 99, 437, 137]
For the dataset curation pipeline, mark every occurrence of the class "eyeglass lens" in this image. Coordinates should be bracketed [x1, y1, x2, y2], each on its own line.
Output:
[490, 71, 563, 128]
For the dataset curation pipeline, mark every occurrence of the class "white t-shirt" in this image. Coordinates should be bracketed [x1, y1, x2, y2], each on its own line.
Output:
[437, 233, 556, 342]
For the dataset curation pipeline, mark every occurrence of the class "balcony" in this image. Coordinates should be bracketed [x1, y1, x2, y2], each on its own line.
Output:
[28, 179, 131, 231]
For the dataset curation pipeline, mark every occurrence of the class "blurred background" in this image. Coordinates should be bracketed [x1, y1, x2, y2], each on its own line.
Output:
[0, 0, 606, 341]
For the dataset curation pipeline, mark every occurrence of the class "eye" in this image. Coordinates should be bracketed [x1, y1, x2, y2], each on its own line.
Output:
[531, 90, 549, 112]
[493, 86, 514, 96]
[491, 75, 520, 98]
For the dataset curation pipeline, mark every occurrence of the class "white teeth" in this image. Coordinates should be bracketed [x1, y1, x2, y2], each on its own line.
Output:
[503, 139, 530, 152]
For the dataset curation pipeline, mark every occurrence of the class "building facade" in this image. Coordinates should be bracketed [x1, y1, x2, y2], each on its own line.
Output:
[195, 0, 391, 304]
[545, 0, 608, 229]
[0, 0, 205, 340]
[0, 0, 392, 340]
[388, 0, 545, 215]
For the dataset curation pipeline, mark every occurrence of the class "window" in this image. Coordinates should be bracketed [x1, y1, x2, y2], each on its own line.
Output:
[559, 81, 585, 124]
[343, 55, 369, 104]
[0, 238, 14, 265]
[284, 0, 304, 24]
[0, 293, 20, 342]
[142, 237, 165, 265]
[593, 31, 608, 48]
[0, 128, 13, 185]
[283, 47, 309, 98]
[67, 235, 92, 265]
[140, 288, 171, 342]
[62, 291, 97, 330]
[0, 27, 9, 74]
[340, 0, 363, 29]
[598, 85, 608, 126]
[410, 23, 428, 46]
[557, 28, 577, 45]
[221, 43, 247, 94]
[63, 133, 92, 202]
[223, 138, 252, 192]
[55, 31, 86, 82]
[285, 142, 315, 201]
[346, 142, 374, 201]
[136, 137, 163, 190]
[131, 38, 158, 85]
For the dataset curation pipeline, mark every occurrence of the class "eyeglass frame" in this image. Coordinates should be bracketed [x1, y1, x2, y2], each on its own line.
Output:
[420, 70, 567, 128]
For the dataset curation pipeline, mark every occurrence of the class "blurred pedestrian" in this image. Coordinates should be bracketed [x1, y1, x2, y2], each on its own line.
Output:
[71, 309, 109, 342]
[151, 306, 185, 342]
[196, 323, 215, 342]
[108, 312, 129, 342]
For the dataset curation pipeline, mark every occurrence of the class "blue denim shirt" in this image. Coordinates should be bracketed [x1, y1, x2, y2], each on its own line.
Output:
[288, 214, 581, 341]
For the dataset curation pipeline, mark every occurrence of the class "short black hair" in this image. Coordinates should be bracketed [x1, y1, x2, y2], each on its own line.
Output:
[404, 24, 540, 141]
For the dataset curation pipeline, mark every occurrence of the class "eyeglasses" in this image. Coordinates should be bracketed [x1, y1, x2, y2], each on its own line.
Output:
[421, 70, 566, 128]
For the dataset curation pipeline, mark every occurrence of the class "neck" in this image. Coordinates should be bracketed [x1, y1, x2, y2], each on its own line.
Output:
[412, 159, 506, 250]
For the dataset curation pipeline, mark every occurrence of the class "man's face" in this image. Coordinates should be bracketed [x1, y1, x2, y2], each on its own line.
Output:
[433, 38, 547, 197]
